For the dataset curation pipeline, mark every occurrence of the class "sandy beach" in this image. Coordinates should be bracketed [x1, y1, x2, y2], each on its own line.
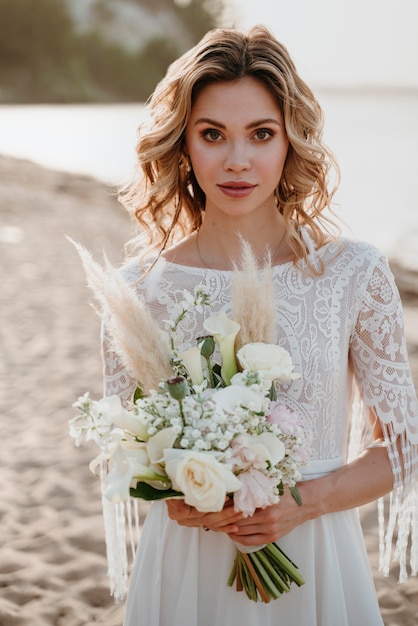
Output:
[1, 154, 417, 625]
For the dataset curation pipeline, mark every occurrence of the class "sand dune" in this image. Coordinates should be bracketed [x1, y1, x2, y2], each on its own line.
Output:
[1, 155, 417, 625]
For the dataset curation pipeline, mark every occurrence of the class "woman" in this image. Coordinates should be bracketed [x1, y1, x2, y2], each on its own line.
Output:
[103, 25, 418, 625]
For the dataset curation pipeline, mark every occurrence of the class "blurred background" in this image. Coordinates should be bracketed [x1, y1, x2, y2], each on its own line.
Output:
[0, 0, 417, 252]
[0, 4, 417, 625]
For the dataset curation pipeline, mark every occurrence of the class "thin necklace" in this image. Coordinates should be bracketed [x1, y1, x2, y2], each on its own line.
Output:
[195, 228, 287, 269]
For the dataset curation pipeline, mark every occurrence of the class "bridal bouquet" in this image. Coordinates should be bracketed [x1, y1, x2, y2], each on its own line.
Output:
[69, 241, 311, 603]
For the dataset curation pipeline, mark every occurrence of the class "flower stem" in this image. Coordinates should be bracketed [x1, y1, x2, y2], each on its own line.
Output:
[204, 356, 216, 388]
[255, 550, 290, 593]
[265, 543, 305, 586]
[241, 553, 271, 603]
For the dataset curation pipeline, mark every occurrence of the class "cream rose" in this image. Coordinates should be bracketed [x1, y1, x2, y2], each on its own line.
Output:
[237, 342, 300, 383]
[163, 449, 242, 512]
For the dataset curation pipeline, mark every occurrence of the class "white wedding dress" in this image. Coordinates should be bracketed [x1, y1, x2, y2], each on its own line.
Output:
[103, 234, 418, 626]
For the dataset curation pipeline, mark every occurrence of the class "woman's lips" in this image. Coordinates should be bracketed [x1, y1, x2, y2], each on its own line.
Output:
[218, 182, 257, 198]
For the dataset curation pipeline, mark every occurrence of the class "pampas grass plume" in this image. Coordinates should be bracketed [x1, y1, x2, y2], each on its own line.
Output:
[231, 241, 277, 349]
[69, 239, 173, 394]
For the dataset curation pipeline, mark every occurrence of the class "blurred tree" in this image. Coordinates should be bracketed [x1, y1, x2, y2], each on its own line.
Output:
[0, 0, 73, 65]
[0, 0, 76, 100]
[0, 0, 226, 103]
[173, 0, 227, 41]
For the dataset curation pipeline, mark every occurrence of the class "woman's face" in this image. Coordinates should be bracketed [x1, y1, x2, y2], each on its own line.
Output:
[185, 76, 289, 222]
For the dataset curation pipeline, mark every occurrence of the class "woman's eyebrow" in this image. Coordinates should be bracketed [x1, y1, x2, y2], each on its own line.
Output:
[245, 118, 281, 129]
[193, 117, 226, 128]
[193, 117, 281, 129]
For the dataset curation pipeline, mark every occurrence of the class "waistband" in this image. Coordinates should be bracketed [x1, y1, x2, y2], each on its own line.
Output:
[301, 457, 344, 480]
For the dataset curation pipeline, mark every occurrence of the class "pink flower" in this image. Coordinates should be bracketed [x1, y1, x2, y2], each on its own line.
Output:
[267, 401, 302, 434]
[233, 468, 280, 517]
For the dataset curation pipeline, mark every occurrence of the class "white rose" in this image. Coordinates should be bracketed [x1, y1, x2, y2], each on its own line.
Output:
[247, 432, 286, 466]
[211, 385, 265, 413]
[237, 342, 300, 383]
[164, 449, 241, 512]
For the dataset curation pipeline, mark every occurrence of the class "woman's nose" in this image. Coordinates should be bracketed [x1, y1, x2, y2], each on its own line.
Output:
[223, 141, 251, 172]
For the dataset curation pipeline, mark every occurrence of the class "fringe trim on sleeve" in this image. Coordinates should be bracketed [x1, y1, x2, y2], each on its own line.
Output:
[100, 467, 141, 602]
[348, 390, 418, 583]
[378, 485, 418, 582]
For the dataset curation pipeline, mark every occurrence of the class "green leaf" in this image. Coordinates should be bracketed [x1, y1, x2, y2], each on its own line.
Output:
[133, 385, 144, 402]
[129, 482, 183, 501]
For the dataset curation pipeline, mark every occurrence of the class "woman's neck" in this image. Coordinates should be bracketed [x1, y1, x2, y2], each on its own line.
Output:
[195, 215, 292, 270]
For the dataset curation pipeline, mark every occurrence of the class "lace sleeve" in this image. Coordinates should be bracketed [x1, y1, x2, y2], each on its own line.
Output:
[350, 252, 418, 580]
[101, 324, 137, 406]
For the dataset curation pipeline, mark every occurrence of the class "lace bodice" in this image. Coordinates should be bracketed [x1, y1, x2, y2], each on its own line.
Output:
[103, 237, 418, 471]
[99, 233, 418, 589]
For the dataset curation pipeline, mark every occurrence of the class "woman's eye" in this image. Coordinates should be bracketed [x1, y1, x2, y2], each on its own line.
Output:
[202, 129, 222, 142]
[254, 128, 274, 141]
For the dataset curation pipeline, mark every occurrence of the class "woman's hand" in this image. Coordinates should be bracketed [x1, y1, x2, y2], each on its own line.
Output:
[227, 486, 312, 547]
[167, 444, 394, 545]
[166, 496, 243, 533]
[166, 483, 315, 539]
[228, 444, 394, 547]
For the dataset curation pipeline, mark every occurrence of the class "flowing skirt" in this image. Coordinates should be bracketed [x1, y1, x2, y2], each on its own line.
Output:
[123, 460, 383, 626]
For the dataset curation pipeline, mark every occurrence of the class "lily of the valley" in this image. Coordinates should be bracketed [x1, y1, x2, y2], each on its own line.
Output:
[203, 311, 240, 385]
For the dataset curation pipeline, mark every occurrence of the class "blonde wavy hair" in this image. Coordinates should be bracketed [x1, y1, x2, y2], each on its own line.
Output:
[120, 25, 340, 270]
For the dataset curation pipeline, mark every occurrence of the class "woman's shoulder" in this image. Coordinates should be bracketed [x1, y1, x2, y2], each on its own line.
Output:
[119, 256, 143, 283]
[319, 235, 387, 270]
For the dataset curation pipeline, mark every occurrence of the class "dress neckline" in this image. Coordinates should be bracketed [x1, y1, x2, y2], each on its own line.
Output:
[162, 257, 295, 273]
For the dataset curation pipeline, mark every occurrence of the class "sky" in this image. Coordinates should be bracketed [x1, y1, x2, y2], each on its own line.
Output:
[224, 0, 418, 88]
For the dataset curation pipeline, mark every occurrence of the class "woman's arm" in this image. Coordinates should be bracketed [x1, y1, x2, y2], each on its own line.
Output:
[166, 443, 394, 542]
[228, 444, 393, 546]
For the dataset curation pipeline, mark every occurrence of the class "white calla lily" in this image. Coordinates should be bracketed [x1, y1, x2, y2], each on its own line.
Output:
[122, 441, 169, 486]
[146, 427, 178, 465]
[203, 310, 240, 384]
[121, 439, 149, 464]
[96, 394, 125, 420]
[130, 460, 168, 484]
[103, 444, 133, 502]
[179, 346, 204, 385]
[89, 450, 110, 476]
[97, 394, 150, 441]
[113, 409, 150, 441]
